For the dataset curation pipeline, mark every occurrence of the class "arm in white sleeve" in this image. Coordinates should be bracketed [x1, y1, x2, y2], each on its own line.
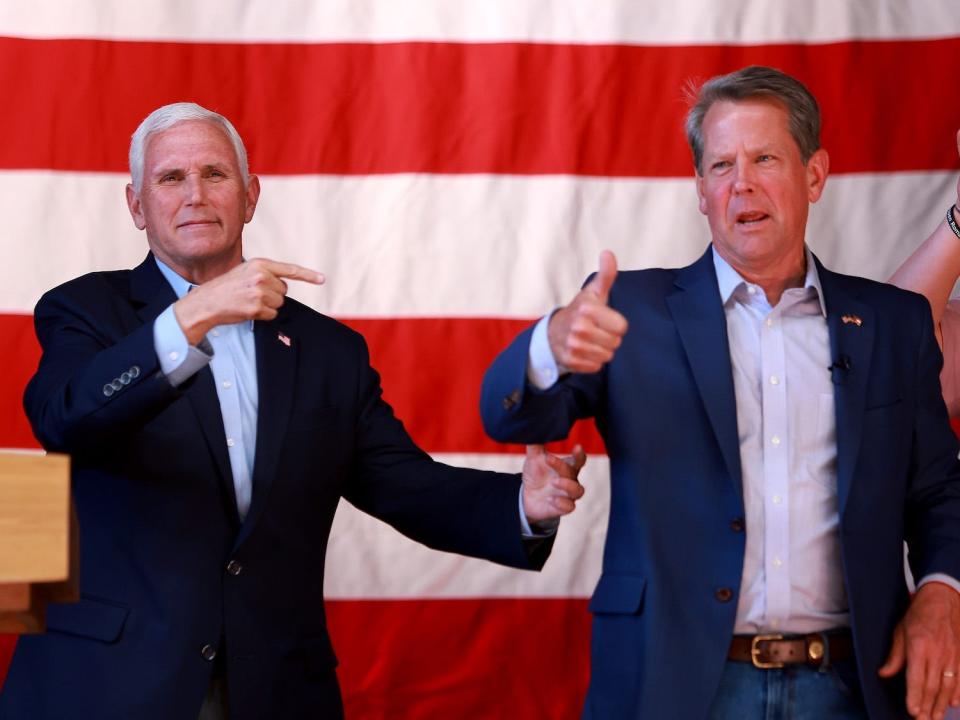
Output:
[916, 573, 960, 596]
[527, 311, 569, 390]
[153, 305, 213, 387]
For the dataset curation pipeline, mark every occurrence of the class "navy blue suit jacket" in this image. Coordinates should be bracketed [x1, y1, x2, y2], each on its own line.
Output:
[1, 254, 549, 720]
[480, 249, 960, 719]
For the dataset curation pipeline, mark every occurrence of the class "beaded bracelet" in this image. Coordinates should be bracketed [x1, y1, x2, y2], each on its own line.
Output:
[949, 204, 960, 240]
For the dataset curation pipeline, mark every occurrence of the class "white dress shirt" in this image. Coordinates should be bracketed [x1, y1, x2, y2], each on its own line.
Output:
[527, 246, 959, 634]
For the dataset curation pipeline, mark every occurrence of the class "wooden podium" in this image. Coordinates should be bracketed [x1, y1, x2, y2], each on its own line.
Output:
[0, 452, 78, 633]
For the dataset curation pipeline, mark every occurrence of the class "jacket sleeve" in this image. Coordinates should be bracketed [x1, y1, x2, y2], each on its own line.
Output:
[24, 284, 180, 454]
[904, 295, 960, 582]
[341, 333, 552, 570]
[479, 322, 605, 445]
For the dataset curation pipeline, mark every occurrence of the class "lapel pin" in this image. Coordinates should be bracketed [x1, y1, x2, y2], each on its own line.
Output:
[277, 332, 291, 347]
[841, 314, 862, 327]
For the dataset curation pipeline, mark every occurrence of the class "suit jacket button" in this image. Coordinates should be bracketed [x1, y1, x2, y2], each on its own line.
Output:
[729, 518, 744, 533]
[200, 644, 217, 661]
[103, 384, 115, 397]
[714, 587, 734, 603]
[226, 560, 243, 576]
[129, 365, 141, 378]
[502, 389, 522, 410]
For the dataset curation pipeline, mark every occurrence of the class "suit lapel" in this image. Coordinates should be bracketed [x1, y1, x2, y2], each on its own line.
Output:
[666, 250, 744, 501]
[130, 253, 178, 325]
[131, 254, 239, 524]
[235, 307, 299, 546]
[816, 259, 875, 516]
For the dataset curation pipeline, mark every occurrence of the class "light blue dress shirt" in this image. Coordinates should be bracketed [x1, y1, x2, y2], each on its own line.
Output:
[152, 258, 258, 520]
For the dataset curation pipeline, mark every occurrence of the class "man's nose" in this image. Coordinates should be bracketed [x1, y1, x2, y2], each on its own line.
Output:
[732, 161, 756, 194]
[184, 173, 206, 203]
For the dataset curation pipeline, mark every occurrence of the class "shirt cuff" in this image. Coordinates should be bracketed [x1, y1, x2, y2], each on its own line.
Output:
[916, 573, 960, 596]
[153, 305, 213, 387]
[527, 311, 566, 390]
[518, 485, 559, 538]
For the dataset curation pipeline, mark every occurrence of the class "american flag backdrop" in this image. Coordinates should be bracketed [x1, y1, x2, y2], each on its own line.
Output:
[1, 2, 960, 717]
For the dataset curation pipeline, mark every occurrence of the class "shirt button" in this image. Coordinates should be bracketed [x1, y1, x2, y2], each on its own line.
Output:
[772, 557, 783, 568]
[222, 380, 232, 389]
[212, 329, 220, 337]
[200, 644, 217, 661]
[771, 435, 781, 446]
[769, 375, 779, 385]
[714, 587, 734, 603]
[770, 618, 781, 629]
[226, 438, 235, 448]
[168, 351, 179, 361]
[772, 494, 782, 505]
[226, 560, 243, 576]
[765, 317, 774, 327]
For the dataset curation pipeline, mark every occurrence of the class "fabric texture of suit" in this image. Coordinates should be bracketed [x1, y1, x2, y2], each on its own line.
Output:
[480, 248, 960, 719]
[1, 254, 550, 720]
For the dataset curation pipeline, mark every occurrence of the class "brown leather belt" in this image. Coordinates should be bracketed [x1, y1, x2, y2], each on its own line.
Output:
[728, 632, 854, 669]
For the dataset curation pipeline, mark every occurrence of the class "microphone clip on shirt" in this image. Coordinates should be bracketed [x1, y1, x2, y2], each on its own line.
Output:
[828, 354, 853, 385]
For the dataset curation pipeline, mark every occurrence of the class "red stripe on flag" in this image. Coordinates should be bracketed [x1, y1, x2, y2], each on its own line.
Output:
[0, 314, 41, 450]
[0, 313, 604, 455]
[326, 597, 591, 718]
[1, 37, 959, 176]
[0, 599, 592, 712]
[345, 317, 604, 455]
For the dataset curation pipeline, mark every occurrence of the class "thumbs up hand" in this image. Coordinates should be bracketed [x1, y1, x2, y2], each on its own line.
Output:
[547, 250, 628, 373]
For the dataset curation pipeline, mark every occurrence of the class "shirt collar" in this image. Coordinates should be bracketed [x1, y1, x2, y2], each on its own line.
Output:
[154, 256, 193, 299]
[711, 245, 826, 317]
[153, 256, 255, 331]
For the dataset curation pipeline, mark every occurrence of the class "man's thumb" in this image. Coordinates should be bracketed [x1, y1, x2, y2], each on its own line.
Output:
[877, 627, 905, 678]
[587, 250, 618, 303]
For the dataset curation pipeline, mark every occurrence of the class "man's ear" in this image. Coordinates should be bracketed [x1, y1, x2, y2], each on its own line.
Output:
[126, 184, 146, 230]
[244, 175, 261, 224]
[806, 148, 830, 204]
[695, 172, 708, 215]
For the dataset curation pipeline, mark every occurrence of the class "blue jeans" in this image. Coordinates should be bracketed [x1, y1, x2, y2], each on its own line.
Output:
[708, 659, 868, 719]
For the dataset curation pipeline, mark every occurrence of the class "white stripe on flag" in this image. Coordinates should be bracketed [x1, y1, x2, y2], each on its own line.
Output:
[325, 453, 609, 599]
[1, 170, 955, 316]
[1, 1, 959, 44]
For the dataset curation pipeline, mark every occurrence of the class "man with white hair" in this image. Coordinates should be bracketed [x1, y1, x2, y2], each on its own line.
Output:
[0, 102, 585, 720]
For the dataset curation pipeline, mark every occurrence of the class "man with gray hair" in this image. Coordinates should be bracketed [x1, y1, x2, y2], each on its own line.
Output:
[481, 66, 960, 719]
[0, 102, 586, 720]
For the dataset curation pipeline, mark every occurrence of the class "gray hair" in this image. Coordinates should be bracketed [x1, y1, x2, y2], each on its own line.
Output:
[685, 65, 821, 175]
[129, 102, 249, 192]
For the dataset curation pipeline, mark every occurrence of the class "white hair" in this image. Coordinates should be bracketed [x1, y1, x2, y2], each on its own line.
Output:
[128, 102, 249, 192]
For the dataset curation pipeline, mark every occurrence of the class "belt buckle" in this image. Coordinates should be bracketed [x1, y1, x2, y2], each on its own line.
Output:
[750, 633, 784, 669]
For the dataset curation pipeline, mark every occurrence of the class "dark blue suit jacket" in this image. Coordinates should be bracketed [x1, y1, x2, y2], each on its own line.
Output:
[480, 249, 960, 719]
[1, 254, 549, 720]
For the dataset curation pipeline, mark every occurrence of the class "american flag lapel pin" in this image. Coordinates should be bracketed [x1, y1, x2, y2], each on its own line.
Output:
[841, 314, 862, 327]
[277, 332, 292, 347]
